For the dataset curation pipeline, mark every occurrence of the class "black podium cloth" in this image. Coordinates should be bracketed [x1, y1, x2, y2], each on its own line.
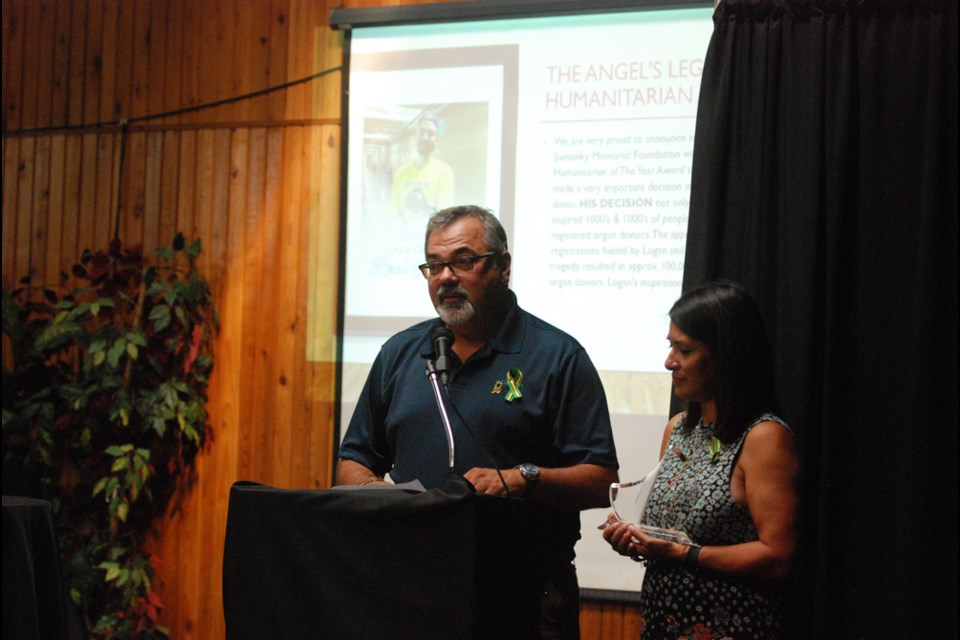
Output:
[2, 496, 69, 640]
[223, 480, 552, 640]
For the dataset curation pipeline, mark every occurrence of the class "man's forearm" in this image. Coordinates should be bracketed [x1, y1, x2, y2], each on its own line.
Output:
[536, 464, 619, 510]
[466, 463, 618, 511]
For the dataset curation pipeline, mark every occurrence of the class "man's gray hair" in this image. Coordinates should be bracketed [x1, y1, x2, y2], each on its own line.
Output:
[424, 205, 508, 262]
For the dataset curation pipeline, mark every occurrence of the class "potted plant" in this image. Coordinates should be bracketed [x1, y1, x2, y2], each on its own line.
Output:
[2, 233, 218, 638]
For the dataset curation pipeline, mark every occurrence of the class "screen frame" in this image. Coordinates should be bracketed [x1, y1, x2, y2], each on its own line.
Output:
[330, 0, 711, 30]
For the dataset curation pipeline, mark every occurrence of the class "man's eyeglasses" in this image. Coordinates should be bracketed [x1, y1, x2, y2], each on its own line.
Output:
[418, 252, 497, 279]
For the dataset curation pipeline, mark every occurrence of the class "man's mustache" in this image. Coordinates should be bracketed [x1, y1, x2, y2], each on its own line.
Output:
[437, 286, 468, 301]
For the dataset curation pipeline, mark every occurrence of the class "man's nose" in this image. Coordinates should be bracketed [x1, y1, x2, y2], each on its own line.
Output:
[437, 264, 459, 283]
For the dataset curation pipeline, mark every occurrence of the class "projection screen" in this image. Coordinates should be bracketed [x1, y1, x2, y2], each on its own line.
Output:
[331, 0, 714, 596]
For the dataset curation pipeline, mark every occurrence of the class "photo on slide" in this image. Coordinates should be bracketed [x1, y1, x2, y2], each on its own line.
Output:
[345, 47, 518, 326]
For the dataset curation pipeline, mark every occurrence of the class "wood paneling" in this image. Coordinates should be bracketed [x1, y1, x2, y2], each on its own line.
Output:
[1, 0, 641, 636]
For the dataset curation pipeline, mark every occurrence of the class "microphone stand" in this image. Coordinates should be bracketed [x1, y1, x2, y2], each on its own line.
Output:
[425, 359, 457, 470]
[425, 360, 475, 494]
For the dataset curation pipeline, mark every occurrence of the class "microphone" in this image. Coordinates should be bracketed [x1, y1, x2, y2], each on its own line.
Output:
[430, 326, 455, 387]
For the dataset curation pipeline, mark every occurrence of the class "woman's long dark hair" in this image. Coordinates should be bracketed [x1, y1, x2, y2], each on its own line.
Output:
[669, 281, 779, 443]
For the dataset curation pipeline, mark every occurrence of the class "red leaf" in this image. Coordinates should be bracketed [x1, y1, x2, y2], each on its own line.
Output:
[183, 323, 203, 375]
[148, 590, 164, 608]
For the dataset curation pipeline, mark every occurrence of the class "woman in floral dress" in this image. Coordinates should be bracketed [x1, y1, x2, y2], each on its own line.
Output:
[603, 281, 799, 639]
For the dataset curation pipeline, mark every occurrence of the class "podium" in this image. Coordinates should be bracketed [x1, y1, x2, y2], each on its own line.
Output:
[223, 480, 550, 639]
[2, 496, 68, 640]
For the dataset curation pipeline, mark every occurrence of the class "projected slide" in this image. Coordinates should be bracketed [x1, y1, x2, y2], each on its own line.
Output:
[344, 10, 711, 372]
[339, 6, 715, 594]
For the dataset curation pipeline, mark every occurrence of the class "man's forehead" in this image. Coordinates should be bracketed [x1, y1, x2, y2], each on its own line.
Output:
[425, 219, 486, 256]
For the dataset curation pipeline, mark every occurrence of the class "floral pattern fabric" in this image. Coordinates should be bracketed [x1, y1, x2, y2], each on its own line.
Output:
[639, 414, 789, 639]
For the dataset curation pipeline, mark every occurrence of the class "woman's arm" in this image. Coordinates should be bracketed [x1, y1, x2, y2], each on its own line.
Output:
[604, 420, 799, 580]
[697, 421, 799, 578]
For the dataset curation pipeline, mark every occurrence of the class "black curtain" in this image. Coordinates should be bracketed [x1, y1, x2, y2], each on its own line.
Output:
[683, 1, 957, 637]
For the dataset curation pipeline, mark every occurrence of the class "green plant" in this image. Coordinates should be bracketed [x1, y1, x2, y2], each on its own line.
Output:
[2, 234, 218, 639]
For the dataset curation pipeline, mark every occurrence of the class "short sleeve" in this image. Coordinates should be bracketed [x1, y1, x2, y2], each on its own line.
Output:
[549, 348, 619, 469]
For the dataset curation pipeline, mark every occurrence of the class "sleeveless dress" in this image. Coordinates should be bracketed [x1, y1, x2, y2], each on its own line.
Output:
[639, 414, 789, 639]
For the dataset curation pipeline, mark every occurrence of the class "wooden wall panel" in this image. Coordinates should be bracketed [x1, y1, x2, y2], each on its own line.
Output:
[2, 139, 18, 279]
[267, 0, 290, 121]
[67, 0, 86, 125]
[75, 133, 98, 252]
[97, 0, 118, 124]
[147, 0, 169, 120]
[31, 135, 51, 285]
[174, 129, 196, 236]
[77, 0, 97, 127]
[213, 0, 237, 124]
[51, 0, 71, 126]
[2, 0, 25, 129]
[33, 0, 56, 128]
[159, 130, 180, 246]
[581, 600, 645, 640]
[45, 135, 66, 285]
[161, 0, 183, 126]
[131, 3, 151, 119]
[60, 135, 81, 269]
[19, 1, 41, 130]
[13, 136, 34, 281]
[122, 131, 147, 242]
[113, 2, 135, 125]
[1, 0, 641, 637]
[141, 131, 163, 254]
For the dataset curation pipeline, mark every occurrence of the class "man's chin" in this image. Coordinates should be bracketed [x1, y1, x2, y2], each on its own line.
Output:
[436, 302, 475, 326]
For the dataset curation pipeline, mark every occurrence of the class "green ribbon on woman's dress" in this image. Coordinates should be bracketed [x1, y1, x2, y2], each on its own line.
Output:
[709, 436, 722, 463]
[504, 368, 524, 402]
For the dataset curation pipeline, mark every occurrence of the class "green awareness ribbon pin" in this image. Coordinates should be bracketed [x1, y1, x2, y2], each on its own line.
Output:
[709, 436, 722, 464]
[504, 368, 524, 402]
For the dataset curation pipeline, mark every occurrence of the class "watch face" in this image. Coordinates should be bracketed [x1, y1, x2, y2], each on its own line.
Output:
[520, 464, 540, 481]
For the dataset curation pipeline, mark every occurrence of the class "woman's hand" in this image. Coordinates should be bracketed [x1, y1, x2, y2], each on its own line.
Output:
[601, 515, 638, 557]
[601, 514, 685, 563]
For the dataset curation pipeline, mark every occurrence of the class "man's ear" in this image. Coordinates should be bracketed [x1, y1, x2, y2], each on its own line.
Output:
[499, 251, 511, 284]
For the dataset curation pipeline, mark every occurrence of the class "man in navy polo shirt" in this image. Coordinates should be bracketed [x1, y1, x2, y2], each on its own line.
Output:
[337, 205, 618, 639]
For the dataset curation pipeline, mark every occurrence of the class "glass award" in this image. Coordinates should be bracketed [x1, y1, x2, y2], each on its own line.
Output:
[607, 448, 695, 546]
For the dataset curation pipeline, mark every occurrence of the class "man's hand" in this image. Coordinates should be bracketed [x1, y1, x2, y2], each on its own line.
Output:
[464, 467, 526, 496]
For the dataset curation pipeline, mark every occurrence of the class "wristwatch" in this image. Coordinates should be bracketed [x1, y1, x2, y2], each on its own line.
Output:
[516, 463, 541, 495]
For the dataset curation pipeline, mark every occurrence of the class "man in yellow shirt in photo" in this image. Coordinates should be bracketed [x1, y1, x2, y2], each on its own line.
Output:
[391, 118, 455, 221]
